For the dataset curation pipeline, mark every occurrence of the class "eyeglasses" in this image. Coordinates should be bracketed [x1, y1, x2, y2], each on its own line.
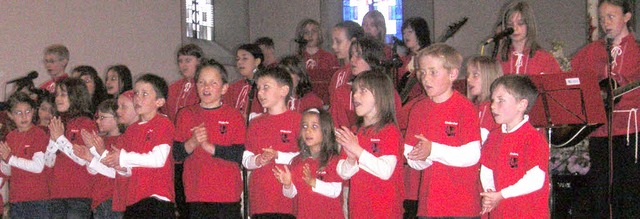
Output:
[96, 115, 115, 120]
[12, 110, 33, 117]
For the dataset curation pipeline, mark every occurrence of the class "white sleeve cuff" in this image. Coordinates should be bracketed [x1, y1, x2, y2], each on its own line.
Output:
[88, 157, 116, 178]
[336, 159, 359, 180]
[242, 151, 261, 170]
[283, 184, 297, 198]
[480, 165, 496, 192]
[275, 151, 300, 165]
[312, 180, 342, 198]
[358, 151, 396, 180]
[500, 166, 546, 199]
[404, 144, 432, 170]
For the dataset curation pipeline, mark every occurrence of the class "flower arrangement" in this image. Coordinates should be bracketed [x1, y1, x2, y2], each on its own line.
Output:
[550, 140, 591, 175]
[550, 40, 572, 72]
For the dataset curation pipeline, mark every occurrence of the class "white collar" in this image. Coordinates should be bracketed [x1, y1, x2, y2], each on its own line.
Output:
[501, 115, 529, 133]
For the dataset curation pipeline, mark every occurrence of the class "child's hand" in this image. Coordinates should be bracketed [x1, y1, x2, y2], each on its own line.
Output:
[201, 142, 216, 155]
[272, 165, 292, 188]
[81, 130, 105, 154]
[336, 126, 363, 158]
[0, 142, 11, 162]
[407, 134, 432, 160]
[101, 146, 121, 168]
[301, 163, 316, 188]
[257, 147, 277, 166]
[49, 117, 65, 141]
[480, 189, 503, 214]
[72, 144, 93, 162]
[190, 123, 208, 145]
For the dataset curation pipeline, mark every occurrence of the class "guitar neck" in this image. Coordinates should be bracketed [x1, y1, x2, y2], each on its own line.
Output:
[614, 80, 640, 99]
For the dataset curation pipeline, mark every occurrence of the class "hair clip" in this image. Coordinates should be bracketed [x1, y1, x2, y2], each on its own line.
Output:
[307, 108, 320, 113]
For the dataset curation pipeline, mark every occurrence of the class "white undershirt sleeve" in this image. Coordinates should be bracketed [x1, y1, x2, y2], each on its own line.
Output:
[7, 152, 45, 174]
[480, 165, 496, 192]
[404, 144, 433, 170]
[242, 151, 261, 170]
[312, 180, 342, 198]
[429, 140, 481, 167]
[358, 151, 397, 180]
[119, 144, 170, 168]
[282, 184, 297, 198]
[500, 166, 546, 199]
[275, 152, 300, 165]
[336, 159, 359, 180]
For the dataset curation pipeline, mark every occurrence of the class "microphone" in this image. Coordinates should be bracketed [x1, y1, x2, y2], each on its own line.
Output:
[483, 27, 514, 45]
[391, 36, 406, 47]
[6, 71, 38, 84]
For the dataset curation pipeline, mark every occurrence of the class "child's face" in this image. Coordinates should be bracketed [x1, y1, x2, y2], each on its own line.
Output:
[96, 112, 118, 134]
[105, 70, 120, 95]
[350, 46, 371, 76]
[332, 27, 351, 60]
[256, 76, 288, 112]
[236, 49, 261, 79]
[491, 85, 526, 129]
[54, 86, 70, 113]
[417, 55, 456, 103]
[9, 103, 34, 132]
[301, 113, 323, 149]
[133, 82, 164, 120]
[352, 83, 377, 121]
[303, 23, 320, 47]
[363, 16, 380, 39]
[116, 97, 138, 126]
[80, 75, 96, 96]
[197, 66, 228, 108]
[599, 2, 631, 40]
[43, 53, 67, 77]
[178, 55, 200, 79]
[466, 63, 482, 97]
[38, 101, 54, 126]
[507, 12, 527, 44]
[402, 26, 419, 53]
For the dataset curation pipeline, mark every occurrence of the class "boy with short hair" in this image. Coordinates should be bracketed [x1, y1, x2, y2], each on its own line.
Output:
[242, 67, 301, 218]
[254, 37, 278, 68]
[41, 44, 70, 93]
[404, 43, 482, 218]
[101, 73, 176, 218]
[479, 74, 549, 218]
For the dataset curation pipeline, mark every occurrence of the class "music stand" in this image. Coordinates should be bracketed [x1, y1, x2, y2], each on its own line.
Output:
[527, 72, 606, 217]
[528, 72, 606, 129]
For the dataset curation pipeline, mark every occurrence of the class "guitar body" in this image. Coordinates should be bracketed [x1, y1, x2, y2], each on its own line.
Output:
[550, 78, 620, 147]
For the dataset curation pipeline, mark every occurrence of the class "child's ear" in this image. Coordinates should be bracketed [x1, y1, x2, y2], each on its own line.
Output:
[280, 84, 290, 98]
[221, 84, 229, 96]
[449, 68, 459, 82]
[155, 97, 166, 108]
[518, 98, 529, 113]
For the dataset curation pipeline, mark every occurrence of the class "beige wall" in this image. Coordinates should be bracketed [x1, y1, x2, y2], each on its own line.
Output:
[0, 1, 183, 100]
[0, 0, 594, 101]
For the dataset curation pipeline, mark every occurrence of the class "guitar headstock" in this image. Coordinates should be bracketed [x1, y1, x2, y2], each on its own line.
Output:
[437, 17, 469, 43]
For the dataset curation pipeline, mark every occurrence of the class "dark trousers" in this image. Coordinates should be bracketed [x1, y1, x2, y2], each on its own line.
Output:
[123, 197, 175, 219]
[10, 200, 50, 219]
[188, 202, 242, 219]
[175, 163, 188, 219]
[403, 199, 418, 219]
[576, 135, 640, 218]
[49, 198, 91, 219]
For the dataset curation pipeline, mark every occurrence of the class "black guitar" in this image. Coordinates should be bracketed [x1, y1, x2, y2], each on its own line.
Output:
[398, 17, 468, 104]
[550, 78, 640, 147]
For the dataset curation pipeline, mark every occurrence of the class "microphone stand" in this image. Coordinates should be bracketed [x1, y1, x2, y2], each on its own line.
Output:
[242, 79, 257, 219]
[605, 37, 614, 219]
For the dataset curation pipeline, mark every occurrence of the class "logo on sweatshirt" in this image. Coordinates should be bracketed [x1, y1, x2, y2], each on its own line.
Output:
[280, 130, 292, 143]
[371, 138, 381, 153]
[509, 152, 519, 168]
[444, 121, 457, 137]
[218, 121, 229, 134]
